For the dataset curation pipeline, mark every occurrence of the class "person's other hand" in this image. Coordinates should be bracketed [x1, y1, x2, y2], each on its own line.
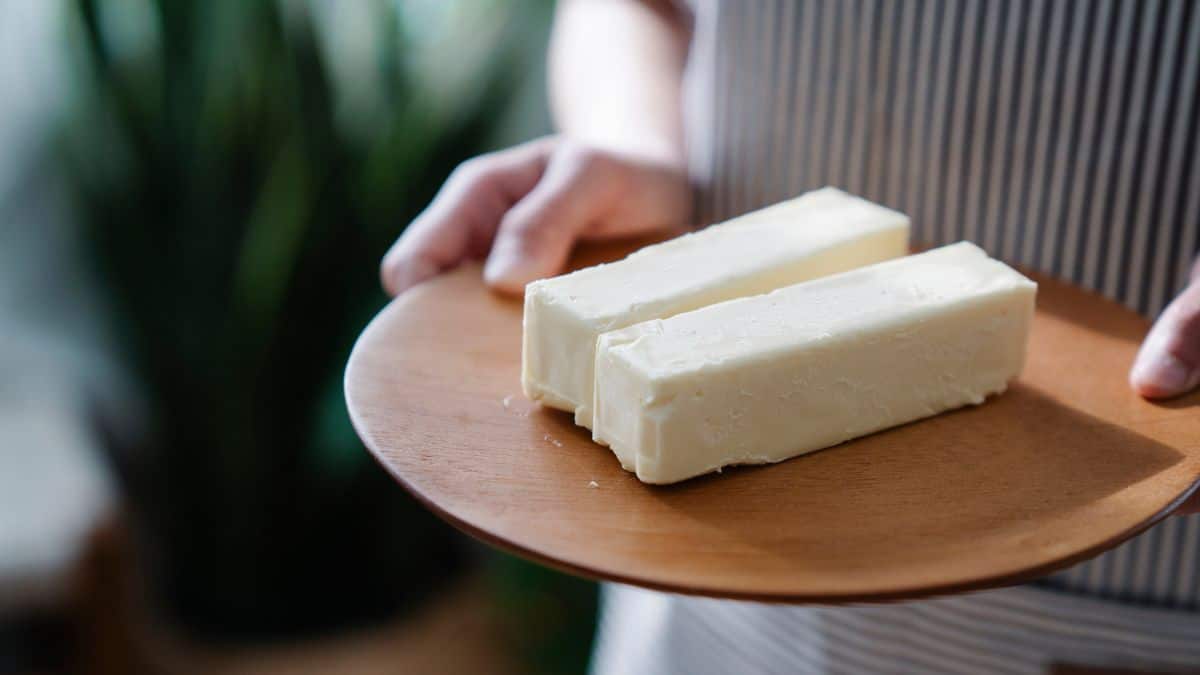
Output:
[1129, 258, 1200, 514]
[1130, 258, 1200, 399]
[380, 136, 691, 297]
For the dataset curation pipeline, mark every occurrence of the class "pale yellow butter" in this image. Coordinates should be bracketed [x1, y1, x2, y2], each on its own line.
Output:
[592, 242, 1037, 484]
[521, 187, 910, 428]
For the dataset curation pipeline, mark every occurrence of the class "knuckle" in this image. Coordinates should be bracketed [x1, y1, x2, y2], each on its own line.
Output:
[1177, 296, 1200, 336]
[1161, 284, 1200, 351]
[448, 156, 492, 188]
[555, 141, 612, 177]
[507, 211, 554, 241]
[501, 206, 566, 251]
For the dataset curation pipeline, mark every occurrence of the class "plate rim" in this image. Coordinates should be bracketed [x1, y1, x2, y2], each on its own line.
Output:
[345, 263, 1200, 603]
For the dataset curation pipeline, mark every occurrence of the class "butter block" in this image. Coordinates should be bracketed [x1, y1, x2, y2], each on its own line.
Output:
[522, 187, 910, 428]
[592, 242, 1037, 484]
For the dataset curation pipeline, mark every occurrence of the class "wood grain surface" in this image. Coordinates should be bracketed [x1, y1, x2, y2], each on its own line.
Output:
[345, 239, 1200, 603]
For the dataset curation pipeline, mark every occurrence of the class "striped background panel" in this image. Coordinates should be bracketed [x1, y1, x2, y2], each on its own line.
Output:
[679, 0, 1200, 612]
[596, 2, 1200, 667]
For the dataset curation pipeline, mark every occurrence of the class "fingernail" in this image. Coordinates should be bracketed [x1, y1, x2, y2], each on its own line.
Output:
[1132, 351, 1200, 398]
[483, 245, 535, 294]
[482, 249, 517, 285]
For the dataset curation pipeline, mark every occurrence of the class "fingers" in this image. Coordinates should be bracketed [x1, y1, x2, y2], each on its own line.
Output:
[483, 147, 620, 294]
[380, 138, 553, 296]
[382, 138, 689, 297]
[1130, 279, 1200, 399]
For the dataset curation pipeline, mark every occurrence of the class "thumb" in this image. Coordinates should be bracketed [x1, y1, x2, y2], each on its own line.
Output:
[483, 152, 613, 294]
[1130, 280, 1200, 399]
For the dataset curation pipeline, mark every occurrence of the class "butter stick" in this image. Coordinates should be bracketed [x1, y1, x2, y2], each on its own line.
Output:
[592, 242, 1037, 484]
[521, 187, 910, 428]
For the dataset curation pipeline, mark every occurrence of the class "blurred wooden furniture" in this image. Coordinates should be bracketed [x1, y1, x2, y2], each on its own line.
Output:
[67, 517, 519, 675]
[0, 392, 118, 674]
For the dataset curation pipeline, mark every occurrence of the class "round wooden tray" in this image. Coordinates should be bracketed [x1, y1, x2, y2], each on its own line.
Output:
[345, 240, 1200, 603]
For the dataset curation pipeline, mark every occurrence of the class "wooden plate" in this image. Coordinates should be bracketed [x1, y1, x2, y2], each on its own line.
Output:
[345, 239, 1200, 603]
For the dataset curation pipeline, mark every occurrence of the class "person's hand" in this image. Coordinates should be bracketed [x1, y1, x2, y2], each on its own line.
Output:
[380, 136, 691, 297]
[1130, 258, 1200, 399]
[1129, 258, 1200, 514]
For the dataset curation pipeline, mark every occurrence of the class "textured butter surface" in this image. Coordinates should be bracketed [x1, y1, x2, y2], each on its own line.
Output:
[521, 187, 910, 428]
[592, 242, 1038, 484]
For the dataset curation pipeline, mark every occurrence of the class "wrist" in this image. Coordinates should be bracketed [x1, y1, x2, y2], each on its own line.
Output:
[559, 129, 685, 173]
